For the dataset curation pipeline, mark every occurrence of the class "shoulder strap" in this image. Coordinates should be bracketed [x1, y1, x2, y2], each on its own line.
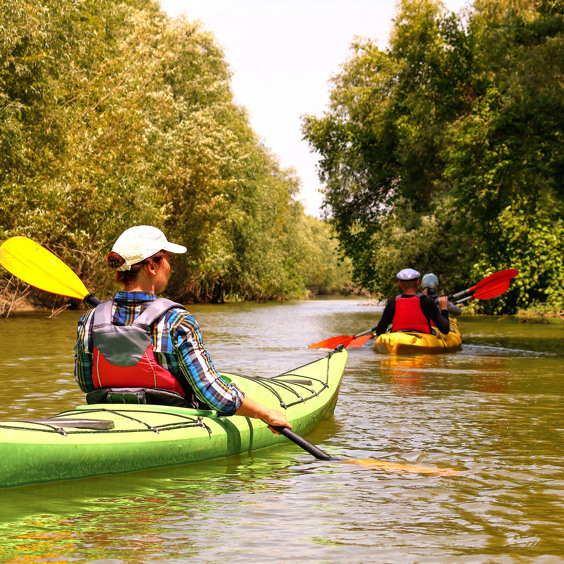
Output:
[134, 298, 186, 327]
[91, 298, 185, 330]
[92, 300, 114, 329]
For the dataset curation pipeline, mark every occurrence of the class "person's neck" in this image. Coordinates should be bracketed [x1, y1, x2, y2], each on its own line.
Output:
[122, 287, 155, 295]
[123, 276, 156, 294]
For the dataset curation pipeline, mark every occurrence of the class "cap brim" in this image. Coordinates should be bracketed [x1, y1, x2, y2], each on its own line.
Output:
[163, 242, 187, 254]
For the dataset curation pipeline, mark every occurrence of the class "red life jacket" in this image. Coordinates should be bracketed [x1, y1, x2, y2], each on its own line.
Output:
[91, 299, 186, 396]
[391, 294, 431, 334]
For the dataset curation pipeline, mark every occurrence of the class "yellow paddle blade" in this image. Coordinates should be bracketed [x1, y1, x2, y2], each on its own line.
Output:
[0, 236, 89, 300]
[346, 459, 460, 476]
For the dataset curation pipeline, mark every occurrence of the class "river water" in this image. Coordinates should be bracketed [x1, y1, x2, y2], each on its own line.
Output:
[0, 298, 563, 563]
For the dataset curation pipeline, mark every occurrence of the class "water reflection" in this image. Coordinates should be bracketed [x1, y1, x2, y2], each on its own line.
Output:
[378, 354, 436, 395]
[0, 302, 564, 561]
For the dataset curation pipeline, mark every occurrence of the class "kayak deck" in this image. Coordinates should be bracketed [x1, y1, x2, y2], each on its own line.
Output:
[374, 318, 462, 354]
[0, 348, 347, 489]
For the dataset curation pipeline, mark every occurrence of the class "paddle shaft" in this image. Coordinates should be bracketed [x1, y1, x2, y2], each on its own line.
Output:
[271, 426, 459, 475]
[450, 287, 474, 301]
[85, 293, 102, 307]
[353, 328, 374, 340]
[270, 426, 336, 461]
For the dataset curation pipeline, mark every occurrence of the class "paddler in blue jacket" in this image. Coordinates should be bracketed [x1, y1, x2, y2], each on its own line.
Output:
[373, 268, 450, 336]
[74, 225, 291, 432]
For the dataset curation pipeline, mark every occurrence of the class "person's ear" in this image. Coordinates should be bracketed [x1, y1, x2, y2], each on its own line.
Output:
[145, 261, 158, 276]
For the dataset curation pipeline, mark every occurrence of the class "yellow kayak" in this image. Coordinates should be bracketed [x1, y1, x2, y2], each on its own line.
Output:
[374, 318, 462, 354]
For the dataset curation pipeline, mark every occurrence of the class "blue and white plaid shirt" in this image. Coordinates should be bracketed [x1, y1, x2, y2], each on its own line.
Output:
[74, 291, 245, 415]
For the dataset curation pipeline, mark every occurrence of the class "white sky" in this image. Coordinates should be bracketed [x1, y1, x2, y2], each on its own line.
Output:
[159, 0, 469, 217]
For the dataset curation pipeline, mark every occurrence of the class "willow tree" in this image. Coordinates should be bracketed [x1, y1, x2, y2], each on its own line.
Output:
[0, 0, 166, 298]
[0, 0, 350, 309]
[444, 0, 564, 312]
[303, 0, 472, 299]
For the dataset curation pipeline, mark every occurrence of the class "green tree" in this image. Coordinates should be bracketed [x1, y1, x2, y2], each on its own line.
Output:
[0, 0, 351, 310]
[303, 0, 564, 312]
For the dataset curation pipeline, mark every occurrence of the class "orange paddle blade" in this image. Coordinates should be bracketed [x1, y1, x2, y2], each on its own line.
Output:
[474, 268, 518, 293]
[345, 334, 373, 348]
[452, 268, 518, 301]
[346, 459, 460, 476]
[309, 335, 354, 349]
[473, 279, 511, 300]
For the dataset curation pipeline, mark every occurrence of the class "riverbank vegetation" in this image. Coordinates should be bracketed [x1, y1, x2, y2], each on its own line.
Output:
[303, 0, 564, 315]
[0, 0, 352, 312]
[2, 0, 562, 317]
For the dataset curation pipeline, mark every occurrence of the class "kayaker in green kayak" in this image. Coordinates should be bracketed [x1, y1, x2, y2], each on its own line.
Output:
[372, 268, 450, 336]
[74, 225, 291, 432]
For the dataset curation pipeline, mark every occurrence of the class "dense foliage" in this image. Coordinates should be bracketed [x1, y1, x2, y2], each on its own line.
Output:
[0, 0, 350, 310]
[303, 0, 564, 314]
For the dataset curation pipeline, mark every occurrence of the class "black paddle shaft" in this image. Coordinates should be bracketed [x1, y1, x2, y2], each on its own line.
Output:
[271, 426, 337, 461]
[84, 293, 102, 307]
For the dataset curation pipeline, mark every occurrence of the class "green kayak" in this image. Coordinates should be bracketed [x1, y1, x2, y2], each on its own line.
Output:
[0, 348, 347, 489]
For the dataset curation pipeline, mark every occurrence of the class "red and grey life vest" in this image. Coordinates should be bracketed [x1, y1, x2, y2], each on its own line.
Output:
[91, 298, 185, 396]
[391, 294, 431, 334]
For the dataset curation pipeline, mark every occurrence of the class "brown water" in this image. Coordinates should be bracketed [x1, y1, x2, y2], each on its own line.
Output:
[0, 299, 563, 563]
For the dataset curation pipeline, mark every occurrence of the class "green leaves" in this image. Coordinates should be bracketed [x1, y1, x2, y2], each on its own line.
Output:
[0, 0, 349, 307]
[302, 0, 564, 313]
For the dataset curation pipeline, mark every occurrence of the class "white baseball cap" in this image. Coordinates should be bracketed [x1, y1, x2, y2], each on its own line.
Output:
[397, 268, 420, 281]
[111, 226, 186, 271]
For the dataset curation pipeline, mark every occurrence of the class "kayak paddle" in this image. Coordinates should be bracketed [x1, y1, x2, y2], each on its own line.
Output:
[0, 236, 101, 306]
[449, 268, 518, 302]
[308, 328, 374, 349]
[308, 268, 519, 349]
[271, 425, 459, 476]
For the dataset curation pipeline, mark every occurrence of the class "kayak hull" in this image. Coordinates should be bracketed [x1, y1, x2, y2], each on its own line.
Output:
[374, 318, 462, 354]
[0, 348, 347, 489]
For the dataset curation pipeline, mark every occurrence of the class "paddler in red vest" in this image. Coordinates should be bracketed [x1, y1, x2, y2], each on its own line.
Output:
[74, 225, 291, 433]
[372, 268, 450, 336]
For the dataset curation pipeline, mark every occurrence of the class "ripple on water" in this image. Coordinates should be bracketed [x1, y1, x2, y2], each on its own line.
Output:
[0, 305, 563, 561]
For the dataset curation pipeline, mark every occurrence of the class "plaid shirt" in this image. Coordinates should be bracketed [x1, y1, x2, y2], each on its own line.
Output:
[74, 291, 245, 415]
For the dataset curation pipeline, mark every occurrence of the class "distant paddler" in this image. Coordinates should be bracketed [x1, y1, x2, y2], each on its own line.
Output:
[421, 273, 462, 317]
[372, 268, 450, 337]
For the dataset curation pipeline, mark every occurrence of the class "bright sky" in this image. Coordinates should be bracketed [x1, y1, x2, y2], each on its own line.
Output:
[160, 0, 469, 216]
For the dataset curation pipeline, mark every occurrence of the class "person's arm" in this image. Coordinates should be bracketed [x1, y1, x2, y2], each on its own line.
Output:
[423, 295, 450, 333]
[74, 310, 95, 392]
[171, 312, 245, 414]
[171, 312, 290, 429]
[373, 300, 395, 336]
[447, 301, 462, 316]
[235, 396, 291, 430]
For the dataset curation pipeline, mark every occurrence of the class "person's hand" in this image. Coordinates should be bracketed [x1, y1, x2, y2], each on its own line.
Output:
[438, 296, 449, 310]
[234, 396, 292, 434]
[264, 409, 292, 434]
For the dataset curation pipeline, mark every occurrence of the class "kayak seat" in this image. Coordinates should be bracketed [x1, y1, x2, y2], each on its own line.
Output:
[86, 387, 192, 409]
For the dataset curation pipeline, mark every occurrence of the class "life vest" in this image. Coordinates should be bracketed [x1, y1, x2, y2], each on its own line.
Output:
[91, 298, 186, 396]
[391, 294, 431, 334]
